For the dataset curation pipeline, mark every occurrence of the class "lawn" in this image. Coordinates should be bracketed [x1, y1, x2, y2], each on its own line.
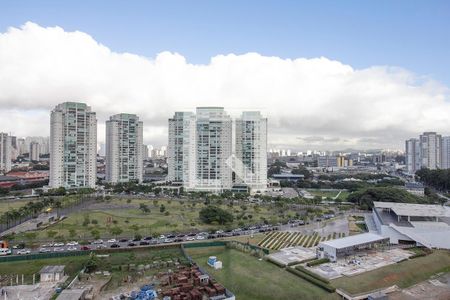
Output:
[332, 250, 450, 294]
[306, 189, 349, 200]
[186, 246, 339, 300]
[11, 198, 298, 242]
[0, 199, 37, 214]
[0, 255, 88, 284]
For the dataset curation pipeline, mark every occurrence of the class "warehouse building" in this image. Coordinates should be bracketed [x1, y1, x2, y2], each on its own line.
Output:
[317, 233, 389, 262]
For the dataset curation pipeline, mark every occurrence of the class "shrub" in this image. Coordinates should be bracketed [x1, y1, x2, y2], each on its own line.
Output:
[295, 265, 330, 283]
[306, 258, 330, 267]
[286, 268, 335, 292]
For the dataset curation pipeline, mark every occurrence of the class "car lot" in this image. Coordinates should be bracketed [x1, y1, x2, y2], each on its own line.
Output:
[9, 224, 278, 256]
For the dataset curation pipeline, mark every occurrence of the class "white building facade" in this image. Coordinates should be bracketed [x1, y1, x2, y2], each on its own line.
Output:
[50, 102, 97, 189]
[168, 112, 195, 186]
[442, 136, 450, 170]
[419, 132, 441, 169]
[235, 111, 268, 192]
[0, 133, 12, 173]
[405, 138, 421, 174]
[105, 114, 143, 183]
[168, 108, 234, 192]
[30, 141, 40, 161]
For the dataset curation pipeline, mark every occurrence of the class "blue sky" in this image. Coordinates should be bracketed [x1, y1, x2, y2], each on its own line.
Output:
[2, 0, 450, 85]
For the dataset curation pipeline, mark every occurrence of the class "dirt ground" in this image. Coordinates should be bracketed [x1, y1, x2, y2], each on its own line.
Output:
[389, 273, 450, 300]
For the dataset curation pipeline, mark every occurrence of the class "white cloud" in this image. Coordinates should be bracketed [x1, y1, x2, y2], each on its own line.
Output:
[1, 22, 449, 150]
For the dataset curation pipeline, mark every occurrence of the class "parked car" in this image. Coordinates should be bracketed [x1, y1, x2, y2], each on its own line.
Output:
[128, 242, 136, 247]
[53, 247, 65, 252]
[143, 236, 153, 241]
[139, 241, 150, 246]
[39, 248, 51, 253]
[110, 244, 120, 248]
[67, 246, 77, 251]
[92, 239, 104, 244]
[17, 249, 31, 255]
[186, 237, 196, 241]
[107, 239, 117, 243]
[119, 238, 128, 243]
[12, 243, 25, 249]
[66, 241, 79, 246]
[80, 246, 91, 251]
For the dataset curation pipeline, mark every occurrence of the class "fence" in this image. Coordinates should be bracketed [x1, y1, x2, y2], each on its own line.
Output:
[181, 243, 235, 299]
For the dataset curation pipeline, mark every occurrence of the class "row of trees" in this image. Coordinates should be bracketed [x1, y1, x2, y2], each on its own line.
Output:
[346, 186, 439, 210]
[0, 197, 61, 228]
[416, 168, 450, 192]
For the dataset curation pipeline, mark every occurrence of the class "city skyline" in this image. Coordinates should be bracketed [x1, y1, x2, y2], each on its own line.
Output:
[1, 2, 450, 150]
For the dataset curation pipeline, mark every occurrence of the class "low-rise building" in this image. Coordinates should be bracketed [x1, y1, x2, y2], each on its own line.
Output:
[39, 265, 65, 282]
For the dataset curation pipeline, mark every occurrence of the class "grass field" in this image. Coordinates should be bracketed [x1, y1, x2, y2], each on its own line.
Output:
[306, 189, 350, 200]
[186, 246, 339, 300]
[11, 198, 299, 242]
[332, 250, 450, 294]
[0, 199, 37, 214]
[0, 256, 88, 284]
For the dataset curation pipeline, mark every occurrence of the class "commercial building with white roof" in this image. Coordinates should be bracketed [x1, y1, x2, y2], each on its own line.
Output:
[317, 201, 450, 261]
[371, 201, 450, 249]
[317, 233, 389, 262]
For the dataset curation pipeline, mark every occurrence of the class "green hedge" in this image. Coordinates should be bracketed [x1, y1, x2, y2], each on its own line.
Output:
[295, 265, 330, 284]
[306, 258, 330, 267]
[266, 257, 285, 268]
[409, 252, 426, 259]
[286, 267, 335, 293]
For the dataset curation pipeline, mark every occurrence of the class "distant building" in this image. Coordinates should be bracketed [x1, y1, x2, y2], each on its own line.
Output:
[168, 107, 233, 192]
[30, 141, 40, 161]
[404, 182, 425, 196]
[405, 138, 421, 174]
[50, 102, 97, 189]
[419, 132, 442, 169]
[442, 136, 450, 169]
[235, 111, 267, 192]
[0, 133, 12, 173]
[405, 132, 447, 174]
[105, 113, 143, 183]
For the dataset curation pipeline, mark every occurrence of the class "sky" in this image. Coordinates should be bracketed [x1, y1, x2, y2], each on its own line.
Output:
[0, 0, 450, 150]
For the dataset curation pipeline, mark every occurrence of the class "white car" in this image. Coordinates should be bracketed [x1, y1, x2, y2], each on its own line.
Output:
[196, 235, 205, 240]
[67, 246, 77, 251]
[17, 249, 31, 255]
[53, 242, 65, 247]
[53, 247, 65, 252]
[39, 248, 51, 253]
[159, 235, 166, 239]
[107, 239, 117, 243]
[66, 241, 79, 246]
[92, 239, 103, 244]
[186, 236, 195, 241]
[96, 244, 107, 249]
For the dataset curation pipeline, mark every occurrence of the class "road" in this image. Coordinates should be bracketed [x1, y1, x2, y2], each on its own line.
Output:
[6, 225, 276, 257]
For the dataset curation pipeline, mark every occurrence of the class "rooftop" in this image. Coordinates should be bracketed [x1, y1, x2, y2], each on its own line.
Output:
[319, 233, 388, 249]
[39, 265, 65, 274]
[374, 201, 450, 218]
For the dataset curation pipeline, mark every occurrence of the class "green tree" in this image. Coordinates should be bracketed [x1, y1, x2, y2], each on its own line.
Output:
[139, 203, 150, 213]
[199, 206, 234, 225]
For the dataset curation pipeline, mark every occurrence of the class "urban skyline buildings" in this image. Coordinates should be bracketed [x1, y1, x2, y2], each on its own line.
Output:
[105, 113, 143, 184]
[49, 102, 97, 189]
[168, 108, 267, 193]
[405, 131, 450, 174]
